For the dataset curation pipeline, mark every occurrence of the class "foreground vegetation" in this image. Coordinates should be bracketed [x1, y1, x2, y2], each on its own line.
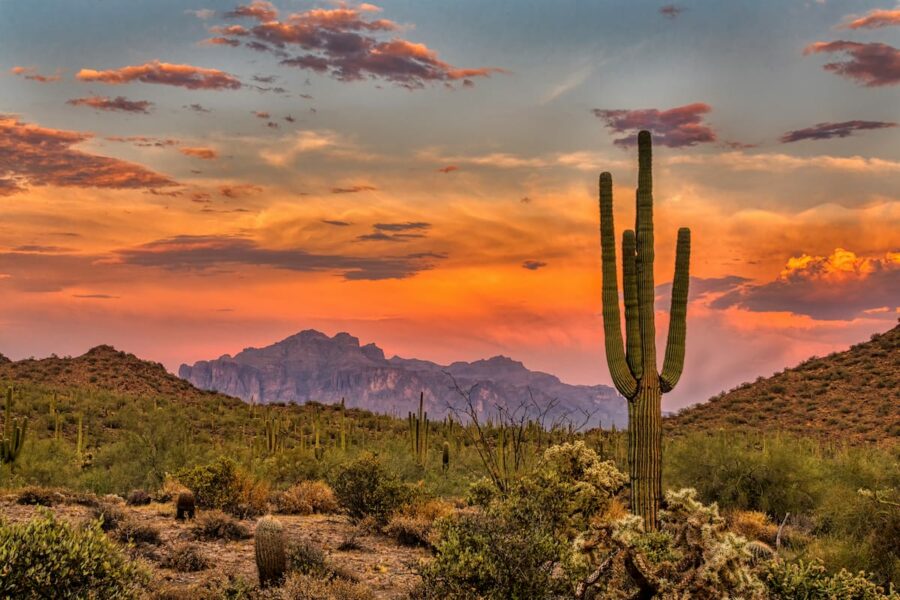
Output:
[0, 366, 897, 596]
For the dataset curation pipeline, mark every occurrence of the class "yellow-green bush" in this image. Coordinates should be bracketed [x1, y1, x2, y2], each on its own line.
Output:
[331, 453, 410, 525]
[175, 457, 268, 517]
[0, 509, 148, 599]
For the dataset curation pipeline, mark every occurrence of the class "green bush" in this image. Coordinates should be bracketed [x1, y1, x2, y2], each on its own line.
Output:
[0, 509, 148, 599]
[420, 442, 627, 599]
[174, 456, 268, 517]
[331, 453, 410, 525]
[766, 559, 899, 599]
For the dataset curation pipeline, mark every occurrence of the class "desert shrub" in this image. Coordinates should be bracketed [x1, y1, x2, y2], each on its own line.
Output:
[0, 509, 148, 599]
[92, 501, 128, 532]
[286, 539, 358, 583]
[421, 442, 627, 599]
[192, 509, 250, 541]
[280, 572, 374, 600]
[728, 510, 778, 544]
[275, 480, 339, 515]
[154, 473, 190, 503]
[331, 453, 410, 525]
[115, 518, 162, 545]
[765, 559, 899, 599]
[384, 498, 454, 547]
[175, 457, 268, 517]
[16, 485, 66, 506]
[160, 542, 211, 572]
[127, 489, 151, 506]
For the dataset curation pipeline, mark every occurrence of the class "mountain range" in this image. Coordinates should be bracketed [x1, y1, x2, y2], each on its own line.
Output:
[178, 330, 627, 428]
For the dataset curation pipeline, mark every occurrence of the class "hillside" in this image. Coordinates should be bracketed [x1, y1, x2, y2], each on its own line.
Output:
[0, 345, 233, 404]
[180, 329, 627, 428]
[667, 323, 899, 444]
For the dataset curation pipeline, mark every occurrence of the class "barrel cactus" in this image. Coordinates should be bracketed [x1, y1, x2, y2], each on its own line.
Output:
[255, 515, 287, 587]
[598, 130, 690, 529]
[176, 491, 196, 520]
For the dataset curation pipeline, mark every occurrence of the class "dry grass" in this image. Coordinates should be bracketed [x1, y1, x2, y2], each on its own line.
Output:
[275, 481, 340, 516]
[384, 499, 454, 548]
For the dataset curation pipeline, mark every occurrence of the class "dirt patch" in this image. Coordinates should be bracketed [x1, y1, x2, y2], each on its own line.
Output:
[0, 496, 427, 598]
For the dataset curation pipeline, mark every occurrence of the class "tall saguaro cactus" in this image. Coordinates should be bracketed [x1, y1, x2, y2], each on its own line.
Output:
[1, 387, 28, 468]
[598, 130, 690, 529]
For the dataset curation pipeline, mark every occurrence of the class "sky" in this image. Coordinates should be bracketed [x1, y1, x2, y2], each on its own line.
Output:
[0, 0, 898, 411]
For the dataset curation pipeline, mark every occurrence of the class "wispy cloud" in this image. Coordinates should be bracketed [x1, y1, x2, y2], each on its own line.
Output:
[10, 66, 62, 83]
[780, 120, 896, 143]
[66, 95, 154, 113]
[838, 8, 900, 30]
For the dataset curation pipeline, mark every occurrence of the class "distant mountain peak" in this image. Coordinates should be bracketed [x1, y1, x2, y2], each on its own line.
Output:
[180, 328, 626, 428]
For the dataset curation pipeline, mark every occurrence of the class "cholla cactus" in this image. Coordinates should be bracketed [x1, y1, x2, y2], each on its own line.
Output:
[255, 515, 287, 587]
[1, 387, 27, 468]
[598, 130, 691, 529]
[578, 488, 767, 599]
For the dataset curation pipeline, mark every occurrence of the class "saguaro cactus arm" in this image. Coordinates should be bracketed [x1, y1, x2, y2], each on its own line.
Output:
[599, 172, 638, 399]
[660, 227, 691, 392]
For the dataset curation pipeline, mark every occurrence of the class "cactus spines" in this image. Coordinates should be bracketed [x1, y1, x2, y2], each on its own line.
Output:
[408, 392, 429, 467]
[176, 491, 196, 520]
[1, 387, 27, 467]
[598, 130, 690, 530]
[255, 515, 287, 588]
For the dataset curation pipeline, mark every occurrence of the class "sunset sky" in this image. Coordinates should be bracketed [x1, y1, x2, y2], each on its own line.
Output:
[1, 0, 898, 410]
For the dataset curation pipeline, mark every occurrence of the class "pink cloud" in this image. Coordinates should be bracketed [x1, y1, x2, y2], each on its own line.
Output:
[208, 4, 504, 88]
[77, 60, 242, 90]
[592, 102, 717, 147]
[804, 41, 900, 87]
[0, 115, 175, 194]
[66, 95, 154, 113]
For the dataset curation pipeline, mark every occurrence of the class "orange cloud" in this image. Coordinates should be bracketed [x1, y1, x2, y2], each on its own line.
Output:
[66, 95, 154, 113]
[437, 165, 459, 173]
[712, 248, 900, 320]
[331, 184, 377, 194]
[179, 147, 219, 160]
[0, 115, 175, 195]
[839, 8, 900, 30]
[10, 66, 62, 83]
[202, 36, 241, 47]
[220, 183, 263, 198]
[76, 61, 242, 90]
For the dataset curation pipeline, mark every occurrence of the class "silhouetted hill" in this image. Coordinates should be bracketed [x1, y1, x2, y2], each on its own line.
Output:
[180, 329, 627, 428]
[667, 323, 899, 444]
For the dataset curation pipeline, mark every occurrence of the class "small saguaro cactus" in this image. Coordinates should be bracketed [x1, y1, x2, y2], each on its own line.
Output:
[598, 130, 690, 530]
[339, 397, 347, 452]
[1, 387, 28, 468]
[176, 491, 196, 520]
[255, 515, 287, 587]
[408, 392, 429, 467]
[442, 441, 450, 473]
